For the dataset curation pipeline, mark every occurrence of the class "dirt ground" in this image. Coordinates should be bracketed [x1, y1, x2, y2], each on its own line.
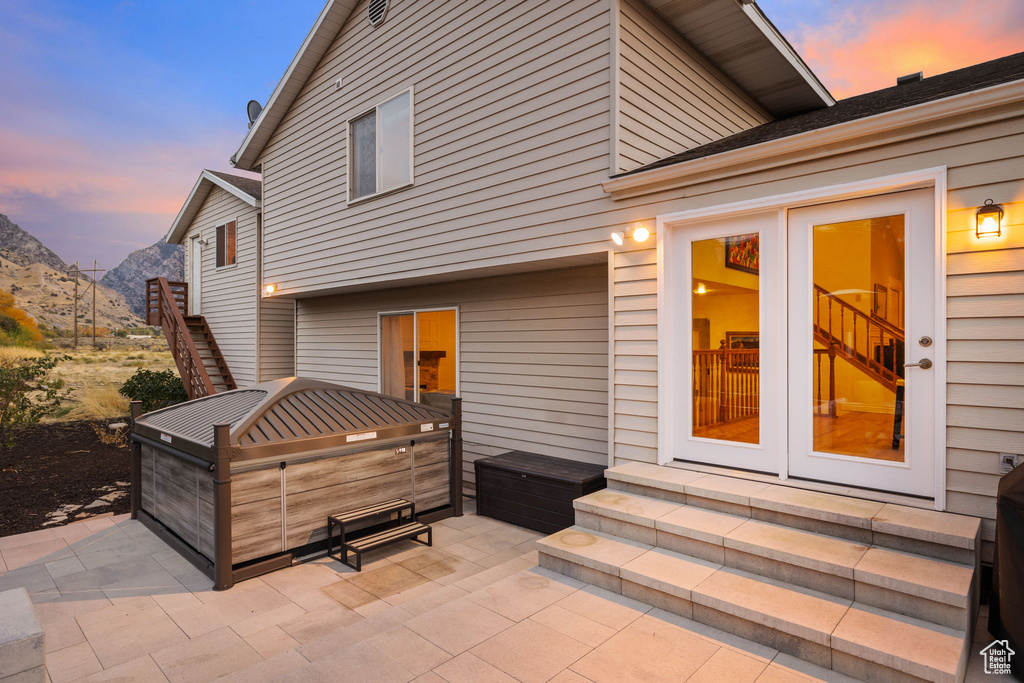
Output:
[0, 420, 131, 537]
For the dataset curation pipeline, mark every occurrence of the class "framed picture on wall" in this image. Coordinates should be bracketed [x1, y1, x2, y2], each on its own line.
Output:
[724, 331, 759, 371]
[724, 234, 759, 274]
[872, 283, 888, 319]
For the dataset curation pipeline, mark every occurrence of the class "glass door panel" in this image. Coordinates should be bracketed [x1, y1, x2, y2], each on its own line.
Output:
[692, 235, 760, 445]
[381, 314, 414, 400]
[417, 310, 457, 401]
[812, 215, 906, 461]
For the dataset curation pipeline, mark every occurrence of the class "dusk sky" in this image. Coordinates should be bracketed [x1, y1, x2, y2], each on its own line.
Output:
[1, 0, 1021, 271]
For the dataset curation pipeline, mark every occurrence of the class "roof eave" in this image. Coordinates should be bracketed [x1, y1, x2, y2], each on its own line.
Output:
[231, 0, 358, 171]
[602, 77, 1024, 199]
[165, 170, 261, 245]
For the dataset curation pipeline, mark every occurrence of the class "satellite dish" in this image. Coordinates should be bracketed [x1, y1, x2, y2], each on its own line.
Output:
[246, 100, 263, 128]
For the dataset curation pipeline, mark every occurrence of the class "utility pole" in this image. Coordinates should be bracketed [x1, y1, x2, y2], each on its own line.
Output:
[68, 261, 106, 348]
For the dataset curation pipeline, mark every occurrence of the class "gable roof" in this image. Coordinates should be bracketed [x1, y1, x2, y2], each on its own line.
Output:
[165, 170, 262, 245]
[230, 0, 833, 172]
[231, 0, 358, 171]
[616, 51, 1024, 177]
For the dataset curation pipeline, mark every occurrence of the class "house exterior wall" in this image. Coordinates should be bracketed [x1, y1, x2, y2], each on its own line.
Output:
[607, 111, 1024, 563]
[293, 264, 609, 490]
[256, 0, 769, 297]
[258, 298, 296, 381]
[182, 186, 259, 387]
[614, 0, 768, 173]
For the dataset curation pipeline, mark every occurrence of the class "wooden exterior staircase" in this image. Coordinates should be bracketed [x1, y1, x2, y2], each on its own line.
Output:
[145, 277, 236, 400]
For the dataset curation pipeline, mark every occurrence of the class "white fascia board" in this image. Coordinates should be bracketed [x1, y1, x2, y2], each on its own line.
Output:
[603, 78, 1024, 198]
[741, 2, 834, 107]
[164, 171, 260, 244]
[231, 0, 357, 171]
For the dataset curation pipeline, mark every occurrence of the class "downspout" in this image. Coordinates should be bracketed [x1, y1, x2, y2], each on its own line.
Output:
[213, 423, 234, 590]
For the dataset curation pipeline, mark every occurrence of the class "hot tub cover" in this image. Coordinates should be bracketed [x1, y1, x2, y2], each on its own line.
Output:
[133, 377, 454, 461]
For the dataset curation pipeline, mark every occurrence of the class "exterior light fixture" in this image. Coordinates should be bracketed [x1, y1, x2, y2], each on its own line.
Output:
[264, 284, 277, 295]
[976, 199, 1004, 238]
[610, 223, 652, 246]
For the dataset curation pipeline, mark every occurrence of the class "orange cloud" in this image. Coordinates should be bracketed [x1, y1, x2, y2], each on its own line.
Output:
[789, 0, 1024, 99]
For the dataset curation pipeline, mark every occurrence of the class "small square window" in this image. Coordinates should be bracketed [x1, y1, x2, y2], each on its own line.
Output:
[349, 90, 412, 201]
[216, 221, 236, 267]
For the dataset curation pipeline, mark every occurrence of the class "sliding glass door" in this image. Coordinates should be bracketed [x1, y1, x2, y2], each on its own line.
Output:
[380, 309, 458, 403]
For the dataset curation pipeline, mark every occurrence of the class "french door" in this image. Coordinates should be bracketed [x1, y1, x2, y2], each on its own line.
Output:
[788, 190, 937, 496]
[669, 189, 938, 497]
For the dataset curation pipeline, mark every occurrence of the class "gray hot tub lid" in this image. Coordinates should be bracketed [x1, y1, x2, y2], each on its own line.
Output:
[133, 377, 454, 460]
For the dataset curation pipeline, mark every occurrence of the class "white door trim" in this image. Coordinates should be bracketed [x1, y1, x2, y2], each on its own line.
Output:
[656, 167, 947, 509]
[189, 235, 202, 316]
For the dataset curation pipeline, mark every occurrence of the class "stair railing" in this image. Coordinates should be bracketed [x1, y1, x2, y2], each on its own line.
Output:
[692, 349, 760, 429]
[813, 285, 903, 392]
[146, 276, 215, 400]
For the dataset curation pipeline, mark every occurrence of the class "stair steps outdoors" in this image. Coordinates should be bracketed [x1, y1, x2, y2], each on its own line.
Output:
[537, 462, 982, 683]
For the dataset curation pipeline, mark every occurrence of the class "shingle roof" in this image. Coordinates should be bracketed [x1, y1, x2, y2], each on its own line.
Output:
[617, 52, 1024, 177]
[207, 170, 262, 200]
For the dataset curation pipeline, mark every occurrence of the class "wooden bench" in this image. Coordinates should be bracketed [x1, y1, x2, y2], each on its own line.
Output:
[327, 499, 432, 571]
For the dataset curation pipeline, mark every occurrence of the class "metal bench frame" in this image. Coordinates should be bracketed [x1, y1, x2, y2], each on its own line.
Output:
[327, 499, 432, 571]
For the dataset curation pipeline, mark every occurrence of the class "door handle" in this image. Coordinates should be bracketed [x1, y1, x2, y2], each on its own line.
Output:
[905, 359, 933, 369]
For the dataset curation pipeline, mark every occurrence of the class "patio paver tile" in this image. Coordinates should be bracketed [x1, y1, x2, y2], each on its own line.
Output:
[382, 579, 448, 608]
[451, 556, 534, 593]
[349, 562, 430, 600]
[100, 567, 187, 601]
[74, 594, 157, 628]
[570, 613, 720, 683]
[54, 555, 165, 594]
[410, 673, 446, 683]
[415, 555, 485, 585]
[297, 604, 412, 661]
[150, 626, 262, 683]
[45, 641, 102, 683]
[441, 542, 491, 563]
[30, 590, 111, 626]
[529, 604, 618, 647]
[320, 578, 378, 609]
[428, 525, 472, 549]
[1, 538, 73, 571]
[166, 583, 295, 638]
[78, 655, 169, 683]
[432, 652, 517, 683]
[687, 647, 770, 683]
[80, 601, 188, 668]
[404, 597, 515, 656]
[151, 588, 204, 615]
[42, 616, 86, 653]
[395, 584, 468, 617]
[554, 584, 651, 630]
[0, 563, 56, 594]
[279, 640, 416, 683]
[241, 625, 299, 659]
[548, 671, 593, 683]
[230, 603, 307, 637]
[471, 618, 592, 683]
[367, 626, 453, 676]
[0, 527, 62, 550]
[466, 568, 580, 622]
[279, 605, 364, 645]
[212, 650, 308, 683]
[44, 556, 86, 579]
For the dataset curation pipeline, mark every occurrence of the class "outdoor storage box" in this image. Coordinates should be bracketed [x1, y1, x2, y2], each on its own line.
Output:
[130, 377, 461, 587]
[474, 451, 606, 533]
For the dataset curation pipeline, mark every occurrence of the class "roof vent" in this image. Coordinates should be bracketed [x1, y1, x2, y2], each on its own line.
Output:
[896, 72, 923, 86]
[368, 0, 388, 26]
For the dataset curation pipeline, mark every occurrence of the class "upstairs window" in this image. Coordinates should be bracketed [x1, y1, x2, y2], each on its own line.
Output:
[349, 89, 412, 201]
[216, 221, 236, 267]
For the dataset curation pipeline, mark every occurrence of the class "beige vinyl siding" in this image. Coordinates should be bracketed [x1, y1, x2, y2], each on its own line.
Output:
[258, 298, 296, 381]
[182, 187, 259, 387]
[609, 112, 1024, 563]
[293, 265, 609, 491]
[615, 0, 768, 173]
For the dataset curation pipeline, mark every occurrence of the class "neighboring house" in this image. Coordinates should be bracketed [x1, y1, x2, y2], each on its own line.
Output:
[163, 0, 1023, 565]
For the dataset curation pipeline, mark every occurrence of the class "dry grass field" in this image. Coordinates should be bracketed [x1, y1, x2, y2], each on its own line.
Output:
[0, 337, 177, 421]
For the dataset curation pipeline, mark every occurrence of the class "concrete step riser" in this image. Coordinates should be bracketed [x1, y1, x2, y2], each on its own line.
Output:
[607, 477, 976, 565]
[576, 510, 973, 632]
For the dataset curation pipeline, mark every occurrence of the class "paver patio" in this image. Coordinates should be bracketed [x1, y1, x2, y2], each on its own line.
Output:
[0, 502, 1009, 682]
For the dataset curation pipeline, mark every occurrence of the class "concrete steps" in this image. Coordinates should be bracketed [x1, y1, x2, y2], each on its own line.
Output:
[537, 463, 983, 682]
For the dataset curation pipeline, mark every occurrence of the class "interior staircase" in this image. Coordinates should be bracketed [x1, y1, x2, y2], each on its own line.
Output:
[145, 277, 236, 399]
[538, 462, 981, 683]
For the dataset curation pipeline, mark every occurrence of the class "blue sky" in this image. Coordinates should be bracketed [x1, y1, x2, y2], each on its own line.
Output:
[0, 0, 1020, 271]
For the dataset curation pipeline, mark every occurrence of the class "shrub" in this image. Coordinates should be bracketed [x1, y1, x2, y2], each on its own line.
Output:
[119, 369, 188, 413]
[0, 354, 72, 450]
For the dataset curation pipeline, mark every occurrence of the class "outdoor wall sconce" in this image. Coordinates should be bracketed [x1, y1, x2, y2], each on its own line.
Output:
[976, 199, 1004, 238]
[264, 284, 277, 295]
[611, 222, 652, 246]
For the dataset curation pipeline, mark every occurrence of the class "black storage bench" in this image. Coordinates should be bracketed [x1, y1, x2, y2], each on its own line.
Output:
[474, 451, 606, 533]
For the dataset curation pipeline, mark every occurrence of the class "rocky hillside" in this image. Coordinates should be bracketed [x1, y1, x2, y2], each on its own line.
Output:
[0, 214, 70, 274]
[101, 241, 184, 318]
[0, 258, 143, 331]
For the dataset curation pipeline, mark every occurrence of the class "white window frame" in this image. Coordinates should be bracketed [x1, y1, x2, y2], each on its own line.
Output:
[376, 306, 460, 402]
[346, 87, 415, 205]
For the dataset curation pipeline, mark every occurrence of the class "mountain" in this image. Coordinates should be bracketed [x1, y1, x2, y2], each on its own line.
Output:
[0, 214, 70, 274]
[0, 214, 144, 331]
[101, 241, 184, 318]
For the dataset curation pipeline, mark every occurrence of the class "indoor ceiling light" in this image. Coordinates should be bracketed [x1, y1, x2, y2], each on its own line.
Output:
[694, 282, 707, 295]
[976, 199, 1004, 238]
